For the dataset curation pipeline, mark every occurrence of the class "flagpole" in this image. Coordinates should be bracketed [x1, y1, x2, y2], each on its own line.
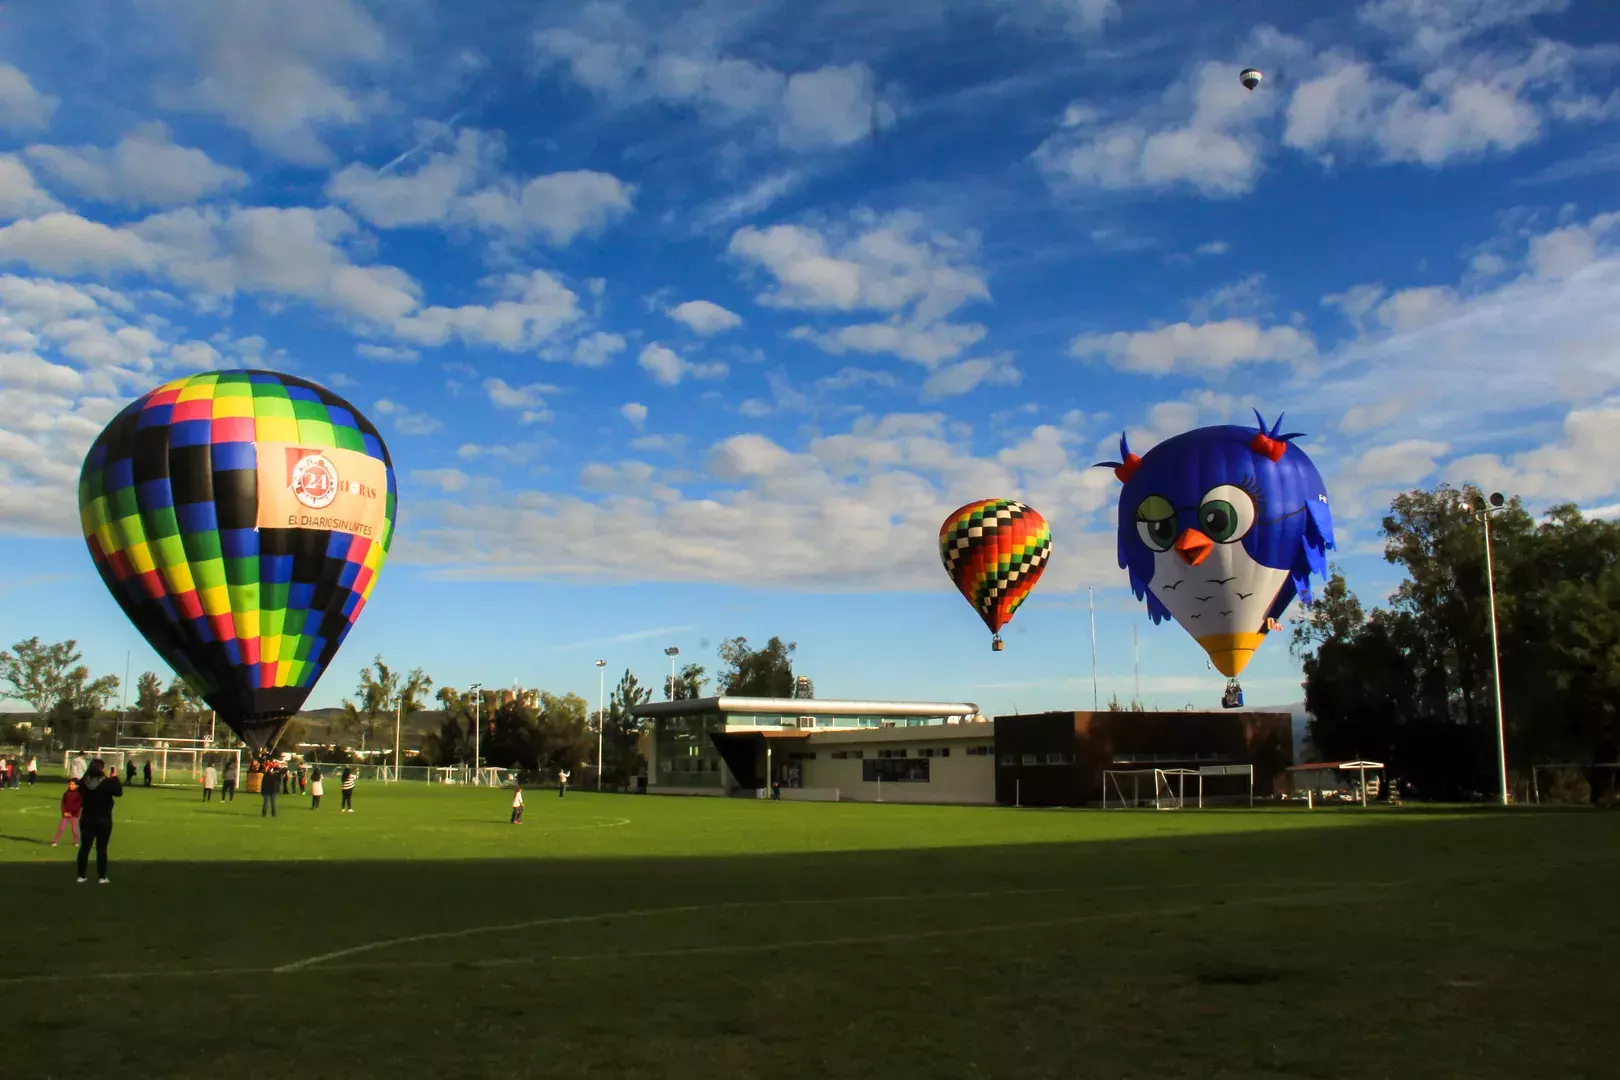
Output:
[1088, 586, 1099, 712]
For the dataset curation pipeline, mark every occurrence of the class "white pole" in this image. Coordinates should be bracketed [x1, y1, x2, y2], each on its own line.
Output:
[471, 684, 482, 785]
[1089, 586, 1099, 712]
[117, 651, 130, 747]
[1132, 623, 1140, 704]
[393, 702, 401, 782]
[1482, 509, 1510, 806]
[596, 660, 607, 792]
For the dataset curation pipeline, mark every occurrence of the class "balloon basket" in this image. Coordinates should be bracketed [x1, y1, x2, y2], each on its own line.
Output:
[991, 636, 1005, 652]
[244, 771, 264, 794]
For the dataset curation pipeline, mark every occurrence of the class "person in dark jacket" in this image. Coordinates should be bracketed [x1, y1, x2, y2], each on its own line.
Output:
[143, 761, 152, 787]
[76, 760, 122, 884]
[261, 761, 281, 818]
[125, 759, 137, 785]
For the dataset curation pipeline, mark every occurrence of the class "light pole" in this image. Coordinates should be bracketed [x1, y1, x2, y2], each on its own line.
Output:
[664, 645, 680, 700]
[469, 682, 482, 785]
[1088, 586, 1099, 712]
[595, 659, 607, 791]
[1476, 491, 1510, 806]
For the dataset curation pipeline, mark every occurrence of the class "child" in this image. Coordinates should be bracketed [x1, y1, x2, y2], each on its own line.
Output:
[309, 766, 324, 810]
[203, 763, 217, 802]
[52, 779, 83, 847]
[510, 786, 524, 824]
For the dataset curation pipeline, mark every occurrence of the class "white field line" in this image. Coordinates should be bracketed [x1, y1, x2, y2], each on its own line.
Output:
[274, 887, 1066, 972]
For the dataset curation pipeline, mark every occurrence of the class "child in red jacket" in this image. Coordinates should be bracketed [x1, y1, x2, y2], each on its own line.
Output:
[52, 778, 83, 847]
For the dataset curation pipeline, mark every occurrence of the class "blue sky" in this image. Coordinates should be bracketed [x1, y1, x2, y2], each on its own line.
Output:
[2, 0, 1619, 719]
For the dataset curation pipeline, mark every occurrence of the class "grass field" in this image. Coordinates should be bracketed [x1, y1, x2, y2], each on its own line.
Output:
[3, 777, 1618, 1079]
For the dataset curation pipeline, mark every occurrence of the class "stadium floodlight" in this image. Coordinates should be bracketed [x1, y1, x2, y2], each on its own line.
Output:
[1475, 492, 1509, 806]
[595, 660, 607, 791]
[664, 646, 680, 700]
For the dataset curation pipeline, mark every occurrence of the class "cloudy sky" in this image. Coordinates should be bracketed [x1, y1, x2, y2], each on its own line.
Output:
[2, 0, 1618, 717]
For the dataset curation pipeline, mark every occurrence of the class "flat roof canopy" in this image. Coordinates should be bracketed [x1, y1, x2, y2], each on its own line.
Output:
[632, 696, 980, 719]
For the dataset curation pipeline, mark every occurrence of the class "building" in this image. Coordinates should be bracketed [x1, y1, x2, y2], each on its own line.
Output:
[633, 697, 1294, 807]
[632, 697, 993, 804]
[993, 709, 1294, 806]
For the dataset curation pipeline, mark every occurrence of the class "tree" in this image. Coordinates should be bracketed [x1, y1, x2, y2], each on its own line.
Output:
[1105, 694, 1145, 713]
[344, 656, 399, 752]
[0, 637, 83, 718]
[158, 676, 205, 740]
[536, 691, 593, 776]
[392, 666, 434, 754]
[717, 636, 797, 697]
[668, 663, 708, 701]
[604, 668, 653, 788]
[132, 671, 164, 735]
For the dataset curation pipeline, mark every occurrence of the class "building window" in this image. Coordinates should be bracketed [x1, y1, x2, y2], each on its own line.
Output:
[1021, 753, 1037, 766]
[1044, 752, 1073, 765]
[788, 752, 816, 761]
[830, 749, 863, 759]
[917, 747, 951, 758]
[967, 746, 992, 756]
[876, 748, 907, 759]
[999, 754, 1015, 766]
[863, 758, 930, 783]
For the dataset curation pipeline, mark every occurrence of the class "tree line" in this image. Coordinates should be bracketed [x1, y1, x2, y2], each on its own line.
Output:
[1, 631, 806, 786]
[1293, 484, 1620, 804]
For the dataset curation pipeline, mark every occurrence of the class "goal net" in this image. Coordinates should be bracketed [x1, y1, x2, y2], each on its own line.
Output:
[96, 741, 243, 787]
[64, 748, 127, 777]
[1102, 768, 1194, 810]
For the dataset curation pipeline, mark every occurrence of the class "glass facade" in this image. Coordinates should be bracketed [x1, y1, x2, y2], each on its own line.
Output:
[652, 710, 726, 789]
[721, 712, 947, 730]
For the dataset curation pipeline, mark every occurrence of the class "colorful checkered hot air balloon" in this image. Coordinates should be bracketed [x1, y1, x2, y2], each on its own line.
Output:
[77, 370, 397, 752]
[938, 499, 1052, 651]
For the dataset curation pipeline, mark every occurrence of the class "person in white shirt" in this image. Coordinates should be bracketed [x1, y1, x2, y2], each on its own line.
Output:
[203, 764, 218, 802]
[69, 753, 88, 781]
[557, 769, 570, 798]
[26, 756, 38, 785]
[510, 786, 524, 824]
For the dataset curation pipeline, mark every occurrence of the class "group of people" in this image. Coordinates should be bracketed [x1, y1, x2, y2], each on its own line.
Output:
[1, 755, 37, 787]
[254, 759, 355, 817]
[52, 757, 120, 883]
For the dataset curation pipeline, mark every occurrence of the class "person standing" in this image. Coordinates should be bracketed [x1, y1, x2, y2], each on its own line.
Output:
[124, 759, 136, 785]
[309, 765, 323, 810]
[558, 769, 570, 798]
[26, 755, 37, 786]
[69, 753, 88, 781]
[76, 759, 122, 884]
[52, 779, 83, 847]
[202, 764, 217, 803]
[222, 759, 237, 802]
[143, 761, 152, 787]
[510, 786, 524, 824]
[260, 761, 281, 818]
[340, 768, 356, 812]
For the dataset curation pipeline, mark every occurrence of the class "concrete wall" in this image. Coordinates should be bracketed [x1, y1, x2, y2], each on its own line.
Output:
[799, 735, 995, 804]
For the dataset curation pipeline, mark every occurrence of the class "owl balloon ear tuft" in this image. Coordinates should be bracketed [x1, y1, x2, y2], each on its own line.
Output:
[1094, 433, 1142, 483]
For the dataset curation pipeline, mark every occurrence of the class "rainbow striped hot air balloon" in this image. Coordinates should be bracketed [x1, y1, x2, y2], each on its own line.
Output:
[77, 370, 397, 752]
[938, 499, 1052, 651]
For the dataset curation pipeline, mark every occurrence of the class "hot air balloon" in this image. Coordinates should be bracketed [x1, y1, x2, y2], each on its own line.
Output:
[939, 499, 1052, 651]
[1240, 68, 1263, 91]
[78, 370, 397, 752]
[1095, 411, 1333, 703]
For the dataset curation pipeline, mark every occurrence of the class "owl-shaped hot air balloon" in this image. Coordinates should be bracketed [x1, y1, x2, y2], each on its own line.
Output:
[939, 499, 1052, 651]
[1096, 411, 1333, 690]
[78, 370, 397, 752]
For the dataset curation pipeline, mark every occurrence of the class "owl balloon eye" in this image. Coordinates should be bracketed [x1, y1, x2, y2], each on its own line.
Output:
[1196, 485, 1257, 543]
[1134, 494, 1176, 552]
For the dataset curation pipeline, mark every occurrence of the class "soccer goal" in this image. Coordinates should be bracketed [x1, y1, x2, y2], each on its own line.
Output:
[1102, 767, 1197, 810]
[64, 748, 127, 777]
[98, 740, 243, 787]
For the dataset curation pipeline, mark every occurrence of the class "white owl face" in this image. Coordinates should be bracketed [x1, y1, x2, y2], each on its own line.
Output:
[1149, 543, 1288, 643]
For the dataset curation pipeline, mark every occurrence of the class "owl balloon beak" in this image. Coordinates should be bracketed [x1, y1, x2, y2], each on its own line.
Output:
[1174, 528, 1215, 566]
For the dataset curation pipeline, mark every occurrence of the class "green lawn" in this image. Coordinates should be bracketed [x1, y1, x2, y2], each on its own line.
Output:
[3, 778, 1617, 1079]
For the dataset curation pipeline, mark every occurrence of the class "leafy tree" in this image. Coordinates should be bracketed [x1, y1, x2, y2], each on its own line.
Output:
[158, 676, 206, 740]
[1105, 694, 1145, 713]
[536, 691, 593, 776]
[667, 662, 708, 701]
[716, 636, 797, 697]
[344, 656, 400, 751]
[132, 671, 165, 735]
[603, 668, 653, 788]
[0, 637, 83, 718]
[391, 666, 434, 754]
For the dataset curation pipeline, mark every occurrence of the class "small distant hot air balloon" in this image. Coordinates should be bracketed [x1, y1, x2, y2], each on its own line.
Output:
[1095, 411, 1333, 701]
[1240, 68, 1263, 92]
[78, 370, 397, 752]
[939, 499, 1052, 651]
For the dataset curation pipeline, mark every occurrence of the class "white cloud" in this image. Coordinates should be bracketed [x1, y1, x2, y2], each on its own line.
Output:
[1445, 407, 1620, 505]
[411, 468, 470, 494]
[981, 0, 1120, 34]
[147, 0, 387, 163]
[1195, 240, 1231, 256]
[371, 398, 443, 436]
[26, 122, 248, 208]
[392, 270, 582, 352]
[534, 9, 896, 150]
[1071, 319, 1316, 375]
[572, 330, 626, 367]
[637, 342, 727, 387]
[0, 63, 57, 131]
[668, 299, 742, 335]
[619, 401, 648, 427]
[0, 155, 64, 220]
[327, 127, 635, 245]
[356, 343, 420, 363]
[730, 210, 991, 369]
[395, 407, 1125, 590]
[482, 377, 557, 424]
[920, 354, 1022, 399]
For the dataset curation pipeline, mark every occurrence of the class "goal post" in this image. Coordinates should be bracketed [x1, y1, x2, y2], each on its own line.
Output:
[1102, 768, 1190, 810]
[96, 741, 243, 787]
